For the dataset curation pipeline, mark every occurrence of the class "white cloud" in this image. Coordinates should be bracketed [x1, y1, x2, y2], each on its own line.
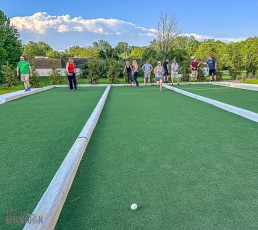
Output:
[182, 33, 247, 43]
[10, 12, 156, 37]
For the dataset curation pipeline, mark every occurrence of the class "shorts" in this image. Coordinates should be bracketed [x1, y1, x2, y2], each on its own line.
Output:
[144, 72, 151, 78]
[164, 70, 169, 76]
[20, 74, 30, 82]
[192, 70, 198, 78]
[209, 69, 216, 76]
[155, 77, 163, 82]
[171, 72, 178, 78]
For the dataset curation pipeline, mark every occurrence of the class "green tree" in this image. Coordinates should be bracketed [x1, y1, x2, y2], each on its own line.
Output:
[30, 64, 40, 87]
[0, 10, 22, 82]
[108, 60, 120, 84]
[93, 40, 113, 59]
[22, 41, 52, 59]
[87, 59, 101, 84]
[46, 50, 60, 58]
[49, 66, 62, 84]
[130, 46, 146, 59]
[68, 46, 100, 58]
[1, 62, 18, 88]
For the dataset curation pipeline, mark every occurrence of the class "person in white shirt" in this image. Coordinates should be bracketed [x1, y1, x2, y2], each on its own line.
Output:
[171, 59, 179, 85]
[142, 60, 153, 85]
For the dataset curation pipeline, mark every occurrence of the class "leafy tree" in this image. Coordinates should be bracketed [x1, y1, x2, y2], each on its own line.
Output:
[0, 10, 22, 82]
[68, 46, 100, 58]
[197, 63, 206, 82]
[93, 40, 114, 59]
[87, 59, 100, 84]
[108, 60, 120, 84]
[49, 66, 62, 84]
[22, 41, 52, 58]
[114, 42, 131, 59]
[130, 46, 146, 59]
[46, 50, 60, 58]
[1, 62, 18, 88]
[30, 64, 40, 87]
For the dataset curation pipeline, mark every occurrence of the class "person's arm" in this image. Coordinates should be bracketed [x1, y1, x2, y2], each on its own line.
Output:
[29, 66, 32, 76]
[16, 66, 19, 76]
[215, 61, 217, 69]
[66, 63, 69, 73]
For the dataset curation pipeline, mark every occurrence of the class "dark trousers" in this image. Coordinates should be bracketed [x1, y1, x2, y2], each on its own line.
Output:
[134, 72, 139, 87]
[127, 72, 133, 84]
[68, 73, 77, 90]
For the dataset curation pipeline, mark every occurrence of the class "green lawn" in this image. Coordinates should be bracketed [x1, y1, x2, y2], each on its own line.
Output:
[56, 87, 258, 230]
[0, 87, 105, 230]
[177, 84, 258, 113]
[242, 79, 258, 84]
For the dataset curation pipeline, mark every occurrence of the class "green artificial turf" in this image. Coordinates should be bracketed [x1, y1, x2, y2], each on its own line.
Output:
[177, 84, 258, 113]
[0, 87, 105, 230]
[56, 86, 258, 230]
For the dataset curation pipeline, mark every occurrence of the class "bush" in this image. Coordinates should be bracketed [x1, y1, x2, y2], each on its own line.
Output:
[180, 61, 191, 82]
[30, 64, 40, 88]
[49, 66, 62, 84]
[1, 62, 17, 89]
[108, 60, 120, 84]
[197, 64, 206, 82]
[228, 66, 241, 80]
[88, 59, 100, 84]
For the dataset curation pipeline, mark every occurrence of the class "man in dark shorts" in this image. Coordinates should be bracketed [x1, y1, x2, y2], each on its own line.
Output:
[207, 56, 217, 81]
[163, 58, 169, 82]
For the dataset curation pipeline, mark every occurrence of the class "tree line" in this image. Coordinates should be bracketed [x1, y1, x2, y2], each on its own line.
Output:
[1, 10, 258, 86]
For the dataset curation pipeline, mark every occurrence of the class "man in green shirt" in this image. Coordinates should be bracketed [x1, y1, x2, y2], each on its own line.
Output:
[16, 56, 32, 91]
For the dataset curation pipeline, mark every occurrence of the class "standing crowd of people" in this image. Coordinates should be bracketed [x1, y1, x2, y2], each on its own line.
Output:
[15, 56, 217, 92]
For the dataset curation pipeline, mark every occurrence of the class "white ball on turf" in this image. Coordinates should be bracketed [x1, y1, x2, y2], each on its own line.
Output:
[131, 203, 137, 210]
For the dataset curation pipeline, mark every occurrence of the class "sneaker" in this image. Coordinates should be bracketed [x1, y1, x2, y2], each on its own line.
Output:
[24, 88, 28, 92]
[27, 87, 31, 91]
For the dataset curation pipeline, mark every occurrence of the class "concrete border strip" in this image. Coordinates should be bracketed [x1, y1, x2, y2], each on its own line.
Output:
[23, 85, 111, 230]
[163, 83, 258, 123]
[0, 86, 55, 104]
[211, 81, 258, 91]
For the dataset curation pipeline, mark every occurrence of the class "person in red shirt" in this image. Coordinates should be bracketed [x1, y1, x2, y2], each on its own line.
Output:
[190, 57, 199, 82]
[66, 58, 77, 90]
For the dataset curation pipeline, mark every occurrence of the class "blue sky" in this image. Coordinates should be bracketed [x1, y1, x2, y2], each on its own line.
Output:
[2, 0, 258, 50]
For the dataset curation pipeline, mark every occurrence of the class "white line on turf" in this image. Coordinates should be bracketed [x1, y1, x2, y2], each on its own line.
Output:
[163, 83, 258, 123]
[23, 85, 111, 230]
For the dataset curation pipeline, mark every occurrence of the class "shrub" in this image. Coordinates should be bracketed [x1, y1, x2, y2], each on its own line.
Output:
[87, 59, 100, 84]
[108, 60, 120, 84]
[197, 63, 206, 82]
[1, 62, 17, 89]
[30, 64, 40, 88]
[49, 66, 62, 84]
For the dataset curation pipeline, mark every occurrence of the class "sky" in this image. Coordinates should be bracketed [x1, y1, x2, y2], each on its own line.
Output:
[2, 0, 258, 50]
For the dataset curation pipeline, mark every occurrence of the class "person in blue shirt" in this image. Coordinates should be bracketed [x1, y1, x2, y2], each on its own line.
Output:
[206, 56, 217, 81]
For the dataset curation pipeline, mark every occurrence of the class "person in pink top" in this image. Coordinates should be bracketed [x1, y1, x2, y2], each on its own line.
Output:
[190, 57, 199, 82]
[132, 60, 139, 87]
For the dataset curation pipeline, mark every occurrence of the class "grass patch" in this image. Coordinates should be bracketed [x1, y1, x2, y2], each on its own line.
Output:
[56, 87, 258, 229]
[0, 87, 105, 229]
[178, 84, 258, 113]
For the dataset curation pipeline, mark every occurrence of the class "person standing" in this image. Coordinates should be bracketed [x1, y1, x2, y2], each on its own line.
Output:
[66, 58, 77, 91]
[171, 59, 179, 85]
[191, 57, 199, 82]
[163, 58, 169, 82]
[206, 56, 217, 81]
[123, 61, 133, 84]
[142, 60, 153, 85]
[154, 61, 164, 92]
[16, 56, 32, 92]
[132, 60, 139, 87]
